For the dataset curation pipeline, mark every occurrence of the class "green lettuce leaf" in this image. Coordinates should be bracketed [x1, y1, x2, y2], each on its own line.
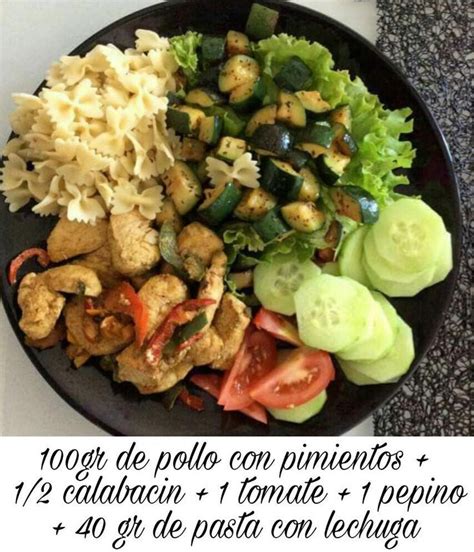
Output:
[170, 31, 202, 84]
[261, 228, 329, 263]
[254, 34, 416, 205]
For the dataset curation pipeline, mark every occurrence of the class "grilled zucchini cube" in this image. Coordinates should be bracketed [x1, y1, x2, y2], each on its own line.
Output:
[316, 147, 351, 185]
[185, 88, 225, 108]
[253, 207, 290, 242]
[162, 161, 202, 215]
[298, 167, 321, 202]
[156, 198, 183, 233]
[332, 122, 358, 156]
[281, 201, 326, 233]
[198, 182, 242, 225]
[199, 115, 223, 145]
[297, 121, 335, 148]
[180, 138, 207, 162]
[234, 188, 277, 221]
[277, 90, 307, 128]
[215, 136, 247, 162]
[245, 104, 277, 137]
[226, 30, 251, 56]
[274, 56, 312, 91]
[295, 90, 331, 114]
[229, 77, 265, 112]
[329, 104, 352, 131]
[201, 35, 226, 64]
[218, 55, 260, 93]
[166, 105, 205, 136]
[245, 3, 279, 39]
[330, 185, 379, 224]
[250, 124, 294, 157]
[261, 158, 303, 199]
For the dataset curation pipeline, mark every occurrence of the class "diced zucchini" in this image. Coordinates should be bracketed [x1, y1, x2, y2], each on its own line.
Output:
[298, 167, 321, 202]
[229, 77, 265, 112]
[234, 188, 277, 221]
[330, 185, 379, 224]
[205, 105, 246, 137]
[166, 105, 205, 136]
[245, 104, 277, 137]
[261, 158, 303, 198]
[215, 136, 247, 162]
[180, 138, 207, 162]
[329, 104, 352, 131]
[197, 64, 222, 88]
[285, 149, 311, 171]
[162, 161, 202, 215]
[316, 148, 351, 185]
[277, 90, 307, 128]
[295, 90, 331, 114]
[324, 219, 342, 248]
[274, 56, 312, 92]
[332, 123, 358, 156]
[227, 270, 253, 289]
[218, 55, 260, 93]
[297, 121, 335, 148]
[156, 198, 183, 233]
[167, 90, 185, 106]
[281, 201, 326, 233]
[250, 124, 294, 157]
[253, 207, 290, 242]
[185, 88, 225, 108]
[201, 35, 226, 64]
[195, 158, 209, 183]
[296, 143, 330, 158]
[245, 3, 279, 40]
[198, 115, 223, 145]
[198, 182, 242, 225]
[226, 31, 251, 56]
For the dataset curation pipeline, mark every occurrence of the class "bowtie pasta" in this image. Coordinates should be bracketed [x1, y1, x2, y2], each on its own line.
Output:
[0, 30, 177, 224]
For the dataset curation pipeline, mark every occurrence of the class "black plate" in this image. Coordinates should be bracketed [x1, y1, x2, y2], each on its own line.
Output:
[0, 0, 461, 435]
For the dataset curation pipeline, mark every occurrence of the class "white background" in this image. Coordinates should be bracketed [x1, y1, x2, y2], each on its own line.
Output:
[0, 437, 472, 550]
[0, 0, 376, 435]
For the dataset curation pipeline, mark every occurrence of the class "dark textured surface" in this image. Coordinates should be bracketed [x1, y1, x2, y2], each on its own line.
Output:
[0, 0, 463, 435]
[374, 0, 472, 435]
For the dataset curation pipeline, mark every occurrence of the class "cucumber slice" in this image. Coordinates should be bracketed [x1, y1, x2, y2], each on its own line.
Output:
[295, 274, 374, 352]
[338, 226, 371, 287]
[254, 254, 321, 316]
[337, 292, 396, 361]
[364, 230, 432, 283]
[321, 261, 340, 276]
[430, 231, 453, 286]
[338, 316, 414, 384]
[268, 390, 327, 423]
[372, 198, 446, 273]
[363, 255, 436, 297]
[336, 363, 380, 385]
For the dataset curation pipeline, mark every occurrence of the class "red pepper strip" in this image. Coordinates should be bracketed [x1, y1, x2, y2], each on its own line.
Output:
[146, 298, 215, 364]
[8, 247, 50, 285]
[103, 282, 149, 347]
[178, 388, 205, 412]
[176, 331, 205, 352]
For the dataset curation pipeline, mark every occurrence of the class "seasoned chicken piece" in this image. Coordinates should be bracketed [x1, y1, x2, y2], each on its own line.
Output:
[197, 251, 227, 330]
[108, 209, 160, 277]
[64, 297, 134, 356]
[25, 321, 65, 350]
[115, 274, 190, 393]
[47, 218, 108, 262]
[18, 273, 65, 340]
[73, 242, 122, 289]
[186, 327, 224, 367]
[116, 347, 193, 394]
[42, 265, 102, 297]
[177, 222, 224, 280]
[211, 293, 251, 370]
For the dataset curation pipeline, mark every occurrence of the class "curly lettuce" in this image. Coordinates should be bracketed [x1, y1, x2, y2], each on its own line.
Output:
[170, 31, 202, 84]
[254, 34, 416, 205]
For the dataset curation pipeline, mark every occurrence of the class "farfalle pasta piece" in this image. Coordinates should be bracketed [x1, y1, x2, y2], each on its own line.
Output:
[111, 180, 163, 220]
[58, 182, 106, 224]
[206, 153, 261, 189]
[135, 30, 170, 52]
[9, 93, 43, 135]
[32, 175, 64, 216]
[126, 131, 157, 180]
[3, 186, 33, 212]
[0, 154, 38, 192]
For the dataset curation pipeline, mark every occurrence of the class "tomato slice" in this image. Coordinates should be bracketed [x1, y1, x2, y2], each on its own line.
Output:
[178, 388, 205, 412]
[218, 327, 277, 411]
[249, 347, 335, 409]
[253, 308, 303, 347]
[191, 373, 268, 425]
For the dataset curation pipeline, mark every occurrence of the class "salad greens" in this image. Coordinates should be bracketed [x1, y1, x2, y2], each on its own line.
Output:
[170, 31, 203, 84]
[254, 34, 415, 205]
